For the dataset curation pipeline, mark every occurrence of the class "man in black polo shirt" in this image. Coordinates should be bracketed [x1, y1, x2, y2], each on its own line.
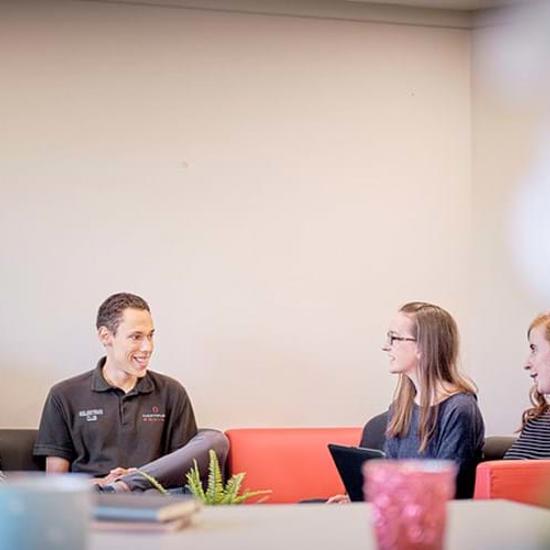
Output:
[34, 292, 228, 492]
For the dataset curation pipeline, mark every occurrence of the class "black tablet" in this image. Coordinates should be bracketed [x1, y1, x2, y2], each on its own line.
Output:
[328, 443, 386, 502]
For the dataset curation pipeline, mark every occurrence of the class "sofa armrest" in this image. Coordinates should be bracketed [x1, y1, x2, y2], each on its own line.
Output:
[0, 429, 44, 471]
[474, 460, 550, 507]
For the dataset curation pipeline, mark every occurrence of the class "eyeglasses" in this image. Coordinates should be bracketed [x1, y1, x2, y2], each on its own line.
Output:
[385, 333, 417, 347]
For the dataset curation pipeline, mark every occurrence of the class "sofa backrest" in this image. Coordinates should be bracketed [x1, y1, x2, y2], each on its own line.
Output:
[481, 436, 516, 461]
[225, 427, 362, 504]
[0, 429, 44, 471]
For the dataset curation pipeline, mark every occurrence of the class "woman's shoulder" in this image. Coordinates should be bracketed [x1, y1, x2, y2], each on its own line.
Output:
[522, 410, 550, 430]
[436, 392, 484, 440]
[505, 411, 550, 459]
[440, 391, 477, 405]
[438, 392, 481, 418]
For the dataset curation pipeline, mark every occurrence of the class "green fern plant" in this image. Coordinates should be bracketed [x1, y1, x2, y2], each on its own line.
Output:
[185, 449, 271, 505]
[132, 470, 169, 495]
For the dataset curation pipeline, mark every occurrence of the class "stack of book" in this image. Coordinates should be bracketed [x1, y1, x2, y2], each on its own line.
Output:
[93, 493, 200, 532]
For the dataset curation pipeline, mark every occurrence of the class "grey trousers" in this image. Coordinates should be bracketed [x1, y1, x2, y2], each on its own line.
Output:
[120, 429, 229, 491]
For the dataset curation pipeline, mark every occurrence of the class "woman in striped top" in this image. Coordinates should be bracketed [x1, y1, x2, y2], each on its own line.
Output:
[505, 312, 550, 459]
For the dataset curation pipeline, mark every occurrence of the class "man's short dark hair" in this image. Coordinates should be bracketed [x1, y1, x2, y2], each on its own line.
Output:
[96, 293, 150, 334]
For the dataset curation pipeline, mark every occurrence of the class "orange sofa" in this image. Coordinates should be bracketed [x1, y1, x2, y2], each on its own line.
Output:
[0, 426, 365, 503]
[225, 428, 362, 504]
[474, 459, 550, 507]
[225, 428, 550, 507]
[9, 425, 550, 507]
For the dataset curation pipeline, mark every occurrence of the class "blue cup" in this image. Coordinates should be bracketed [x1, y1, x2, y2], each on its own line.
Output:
[0, 473, 91, 550]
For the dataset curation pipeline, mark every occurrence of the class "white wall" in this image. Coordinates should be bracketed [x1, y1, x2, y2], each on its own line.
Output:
[0, 1, 472, 429]
[470, 4, 550, 435]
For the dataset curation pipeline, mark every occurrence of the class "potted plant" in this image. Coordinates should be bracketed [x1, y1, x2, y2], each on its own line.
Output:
[133, 449, 271, 504]
[186, 449, 271, 505]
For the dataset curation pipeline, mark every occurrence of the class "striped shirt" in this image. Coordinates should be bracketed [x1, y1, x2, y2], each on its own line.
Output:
[504, 411, 550, 460]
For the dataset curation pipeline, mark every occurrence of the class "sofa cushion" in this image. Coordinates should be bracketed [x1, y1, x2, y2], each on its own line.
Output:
[225, 427, 362, 504]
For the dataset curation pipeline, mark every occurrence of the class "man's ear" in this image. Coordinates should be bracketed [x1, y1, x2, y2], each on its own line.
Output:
[98, 326, 113, 348]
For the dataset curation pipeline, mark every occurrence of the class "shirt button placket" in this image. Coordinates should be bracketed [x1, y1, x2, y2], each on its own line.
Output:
[119, 393, 125, 425]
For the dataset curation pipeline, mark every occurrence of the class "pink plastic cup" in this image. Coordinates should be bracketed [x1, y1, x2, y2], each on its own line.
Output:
[363, 459, 457, 550]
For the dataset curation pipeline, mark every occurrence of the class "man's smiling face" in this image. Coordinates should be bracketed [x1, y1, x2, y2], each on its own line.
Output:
[101, 307, 155, 378]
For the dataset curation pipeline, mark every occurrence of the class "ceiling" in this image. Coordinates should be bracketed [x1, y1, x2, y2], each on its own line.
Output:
[81, 0, 516, 12]
[344, 0, 510, 11]
[75, 0, 516, 27]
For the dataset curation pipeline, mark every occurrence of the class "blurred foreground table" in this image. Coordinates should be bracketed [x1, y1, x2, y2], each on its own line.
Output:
[91, 499, 550, 550]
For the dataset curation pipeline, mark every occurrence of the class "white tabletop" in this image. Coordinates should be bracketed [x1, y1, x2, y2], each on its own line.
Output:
[90, 500, 550, 550]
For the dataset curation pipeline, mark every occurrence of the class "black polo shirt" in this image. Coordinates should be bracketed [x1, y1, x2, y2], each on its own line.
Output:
[34, 358, 198, 476]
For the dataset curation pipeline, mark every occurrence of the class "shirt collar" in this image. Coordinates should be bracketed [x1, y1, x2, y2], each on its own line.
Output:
[91, 357, 154, 394]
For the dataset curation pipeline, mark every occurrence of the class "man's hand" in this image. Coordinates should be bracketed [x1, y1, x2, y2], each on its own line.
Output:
[93, 467, 137, 486]
[326, 494, 351, 504]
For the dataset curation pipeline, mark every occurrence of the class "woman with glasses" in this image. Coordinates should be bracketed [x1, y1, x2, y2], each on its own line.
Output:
[503, 312, 550, 459]
[381, 301, 484, 498]
[328, 301, 484, 503]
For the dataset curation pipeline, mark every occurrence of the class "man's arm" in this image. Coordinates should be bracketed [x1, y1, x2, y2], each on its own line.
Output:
[165, 385, 198, 453]
[46, 456, 70, 473]
[34, 389, 76, 466]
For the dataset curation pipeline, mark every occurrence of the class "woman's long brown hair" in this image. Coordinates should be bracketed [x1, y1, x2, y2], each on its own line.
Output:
[387, 302, 477, 452]
[521, 313, 550, 428]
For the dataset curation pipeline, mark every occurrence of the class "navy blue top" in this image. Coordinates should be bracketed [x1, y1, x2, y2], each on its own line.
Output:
[384, 393, 485, 499]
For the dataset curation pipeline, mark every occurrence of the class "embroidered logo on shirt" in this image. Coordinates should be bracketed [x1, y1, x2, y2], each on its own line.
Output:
[142, 406, 165, 422]
[78, 409, 104, 422]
